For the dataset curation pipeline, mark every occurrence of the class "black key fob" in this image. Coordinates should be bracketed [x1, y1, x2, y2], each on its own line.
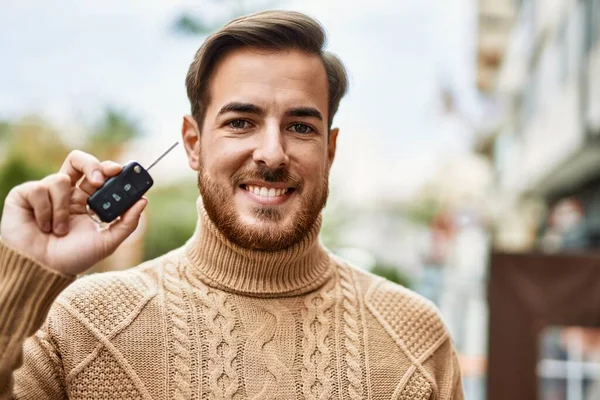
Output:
[86, 161, 153, 223]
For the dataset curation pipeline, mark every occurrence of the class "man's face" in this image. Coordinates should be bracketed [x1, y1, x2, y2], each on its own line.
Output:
[183, 47, 338, 251]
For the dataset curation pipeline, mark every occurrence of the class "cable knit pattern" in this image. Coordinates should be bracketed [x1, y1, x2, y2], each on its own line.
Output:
[237, 299, 296, 399]
[338, 265, 364, 400]
[0, 202, 463, 399]
[367, 279, 447, 360]
[301, 276, 335, 400]
[398, 370, 433, 400]
[164, 262, 192, 400]
[192, 277, 240, 399]
[69, 348, 142, 399]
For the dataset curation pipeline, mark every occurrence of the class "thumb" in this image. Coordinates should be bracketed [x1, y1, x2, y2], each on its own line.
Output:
[102, 198, 148, 252]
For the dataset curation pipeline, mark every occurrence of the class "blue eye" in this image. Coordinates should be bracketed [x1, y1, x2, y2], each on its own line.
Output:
[290, 124, 313, 134]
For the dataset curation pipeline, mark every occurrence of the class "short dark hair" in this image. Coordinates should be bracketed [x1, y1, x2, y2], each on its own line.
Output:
[185, 10, 349, 130]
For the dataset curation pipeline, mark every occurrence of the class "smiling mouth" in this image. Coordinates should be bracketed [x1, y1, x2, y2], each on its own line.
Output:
[240, 184, 295, 198]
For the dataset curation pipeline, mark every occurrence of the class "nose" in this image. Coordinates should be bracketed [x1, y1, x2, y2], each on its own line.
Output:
[252, 125, 289, 169]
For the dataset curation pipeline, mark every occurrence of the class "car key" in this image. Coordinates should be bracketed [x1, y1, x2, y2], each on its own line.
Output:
[86, 142, 179, 223]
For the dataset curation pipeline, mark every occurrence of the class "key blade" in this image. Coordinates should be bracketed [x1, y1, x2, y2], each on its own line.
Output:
[146, 141, 179, 171]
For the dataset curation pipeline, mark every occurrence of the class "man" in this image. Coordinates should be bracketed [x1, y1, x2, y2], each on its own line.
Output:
[0, 10, 463, 399]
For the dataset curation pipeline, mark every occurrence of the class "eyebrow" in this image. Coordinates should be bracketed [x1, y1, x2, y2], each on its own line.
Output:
[218, 102, 266, 116]
[217, 102, 323, 121]
[285, 107, 323, 121]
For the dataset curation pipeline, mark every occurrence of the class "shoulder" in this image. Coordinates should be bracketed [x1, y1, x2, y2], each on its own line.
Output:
[335, 258, 449, 360]
[52, 248, 182, 336]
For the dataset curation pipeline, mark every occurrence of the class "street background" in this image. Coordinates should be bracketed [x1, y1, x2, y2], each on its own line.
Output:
[1, 0, 600, 398]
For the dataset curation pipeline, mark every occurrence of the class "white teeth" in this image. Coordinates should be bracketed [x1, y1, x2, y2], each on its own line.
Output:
[245, 185, 289, 197]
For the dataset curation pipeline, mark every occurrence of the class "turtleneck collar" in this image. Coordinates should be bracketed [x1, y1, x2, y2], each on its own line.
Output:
[184, 198, 333, 297]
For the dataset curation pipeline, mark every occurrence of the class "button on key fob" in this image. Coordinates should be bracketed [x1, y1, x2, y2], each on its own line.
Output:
[86, 142, 178, 223]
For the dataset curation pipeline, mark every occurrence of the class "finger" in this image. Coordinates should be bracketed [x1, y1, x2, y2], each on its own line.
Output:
[102, 198, 148, 253]
[70, 203, 88, 215]
[70, 187, 91, 214]
[43, 173, 72, 236]
[78, 160, 123, 195]
[71, 186, 90, 206]
[59, 150, 104, 187]
[101, 160, 123, 176]
[22, 182, 53, 233]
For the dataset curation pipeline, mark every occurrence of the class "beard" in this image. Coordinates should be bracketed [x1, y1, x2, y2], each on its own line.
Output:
[197, 160, 329, 251]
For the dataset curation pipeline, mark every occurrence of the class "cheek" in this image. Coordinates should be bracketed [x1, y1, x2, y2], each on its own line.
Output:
[292, 145, 329, 178]
[201, 139, 253, 177]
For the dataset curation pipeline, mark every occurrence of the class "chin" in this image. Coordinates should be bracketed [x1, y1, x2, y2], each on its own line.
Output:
[240, 206, 288, 225]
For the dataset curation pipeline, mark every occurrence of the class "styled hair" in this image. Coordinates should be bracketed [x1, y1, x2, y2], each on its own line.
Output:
[185, 10, 349, 131]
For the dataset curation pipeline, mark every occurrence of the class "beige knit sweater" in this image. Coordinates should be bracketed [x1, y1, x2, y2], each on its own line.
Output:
[0, 204, 463, 399]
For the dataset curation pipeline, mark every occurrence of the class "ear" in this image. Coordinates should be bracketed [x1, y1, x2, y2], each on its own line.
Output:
[327, 127, 339, 166]
[182, 115, 201, 171]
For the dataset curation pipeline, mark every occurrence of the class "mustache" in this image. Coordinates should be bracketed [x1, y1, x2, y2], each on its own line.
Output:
[232, 165, 303, 189]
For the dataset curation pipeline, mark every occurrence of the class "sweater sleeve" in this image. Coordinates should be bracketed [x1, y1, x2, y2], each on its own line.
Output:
[449, 348, 464, 400]
[430, 338, 464, 400]
[0, 239, 74, 400]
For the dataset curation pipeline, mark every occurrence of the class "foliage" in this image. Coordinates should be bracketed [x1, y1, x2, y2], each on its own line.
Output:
[142, 181, 199, 261]
[0, 110, 140, 222]
[0, 156, 53, 217]
[406, 198, 440, 225]
[0, 121, 9, 140]
[172, 14, 217, 35]
[388, 197, 440, 226]
[86, 107, 141, 161]
[370, 260, 413, 289]
[0, 119, 69, 219]
[170, 0, 281, 37]
[320, 202, 352, 250]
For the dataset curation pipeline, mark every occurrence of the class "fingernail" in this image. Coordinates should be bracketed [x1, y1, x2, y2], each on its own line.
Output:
[92, 170, 104, 184]
[56, 223, 68, 235]
[42, 222, 51, 233]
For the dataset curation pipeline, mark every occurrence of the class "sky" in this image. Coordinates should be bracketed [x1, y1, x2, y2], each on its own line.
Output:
[0, 0, 480, 205]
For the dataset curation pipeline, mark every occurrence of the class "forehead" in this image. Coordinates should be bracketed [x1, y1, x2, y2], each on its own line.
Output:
[208, 47, 329, 113]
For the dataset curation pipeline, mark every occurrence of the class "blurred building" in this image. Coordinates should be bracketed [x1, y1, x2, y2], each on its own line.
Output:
[476, 0, 600, 399]
[410, 3, 521, 398]
[482, 0, 600, 252]
[419, 164, 493, 400]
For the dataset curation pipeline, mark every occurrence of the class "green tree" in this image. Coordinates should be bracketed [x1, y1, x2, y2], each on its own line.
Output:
[0, 156, 52, 219]
[143, 182, 199, 261]
[370, 260, 413, 289]
[0, 118, 68, 220]
[0, 121, 9, 141]
[86, 107, 141, 161]
[170, 0, 280, 36]
[0, 109, 141, 221]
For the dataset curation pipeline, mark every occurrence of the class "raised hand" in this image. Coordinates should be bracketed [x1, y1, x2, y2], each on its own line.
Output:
[0, 150, 147, 275]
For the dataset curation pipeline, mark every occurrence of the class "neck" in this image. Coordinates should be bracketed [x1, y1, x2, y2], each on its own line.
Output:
[184, 199, 333, 297]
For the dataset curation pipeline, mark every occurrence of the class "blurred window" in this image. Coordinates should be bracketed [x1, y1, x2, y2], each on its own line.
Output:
[584, 187, 600, 247]
[537, 326, 600, 400]
[596, 0, 600, 47]
[521, 63, 538, 127]
[558, 20, 568, 85]
[585, 0, 600, 51]
[522, 0, 536, 52]
[567, 1, 585, 77]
